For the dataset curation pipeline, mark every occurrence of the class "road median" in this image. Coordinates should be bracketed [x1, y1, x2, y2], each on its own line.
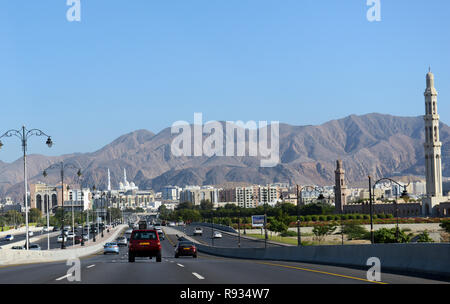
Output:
[0, 225, 128, 266]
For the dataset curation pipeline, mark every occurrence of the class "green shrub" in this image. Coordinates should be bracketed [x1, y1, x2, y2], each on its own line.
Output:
[355, 214, 362, 220]
[374, 228, 411, 243]
[340, 214, 348, 220]
[347, 214, 355, 220]
[280, 230, 297, 237]
[311, 215, 317, 222]
[318, 215, 325, 221]
[326, 215, 333, 221]
[363, 214, 369, 220]
[416, 231, 434, 243]
[440, 220, 450, 233]
[342, 222, 369, 240]
[304, 215, 312, 222]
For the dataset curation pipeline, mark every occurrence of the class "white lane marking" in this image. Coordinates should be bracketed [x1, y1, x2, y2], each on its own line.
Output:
[177, 263, 184, 267]
[56, 274, 72, 281]
[87, 264, 95, 269]
[192, 272, 205, 280]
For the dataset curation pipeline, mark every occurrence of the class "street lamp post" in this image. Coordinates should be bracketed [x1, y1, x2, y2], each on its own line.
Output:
[238, 208, 241, 248]
[43, 162, 81, 250]
[91, 186, 96, 242]
[0, 126, 53, 250]
[296, 185, 324, 246]
[369, 176, 410, 244]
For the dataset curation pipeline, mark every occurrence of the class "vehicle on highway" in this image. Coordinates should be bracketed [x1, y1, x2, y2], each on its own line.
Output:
[63, 229, 69, 236]
[64, 225, 71, 231]
[29, 244, 41, 250]
[52, 227, 59, 232]
[3, 234, 14, 242]
[193, 227, 203, 236]
[42, 227, 50, 232]
[74, 235, 83, 244]
[11, 245, 24, 250]
[103, 242, 119, 254]
[174, 241, 197, 258]
[128, 229, 162, 263]
[213, 231, 222, 238]
[116, 236, 127, 246]
[82, 234, 89, 241]
[168, 222, 176, 227]
[28, 231, 34, 237]
[157, 230, 165, 240]
[67, 231, 75, 239]
[57, 235, 67, 243]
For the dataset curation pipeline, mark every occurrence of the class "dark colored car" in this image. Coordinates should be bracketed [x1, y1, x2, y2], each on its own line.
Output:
[128, 229, 162, 263]
[74, 235, 83, 244]
[174, 241, 197, 258]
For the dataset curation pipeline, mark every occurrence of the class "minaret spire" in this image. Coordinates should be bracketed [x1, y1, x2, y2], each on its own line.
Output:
[107, 169, 111, 191]
[423, 69, 443, 215]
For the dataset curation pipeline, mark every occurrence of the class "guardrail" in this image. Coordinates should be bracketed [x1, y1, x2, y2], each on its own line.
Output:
[190, 222, 237, 234]
[0, 225, 128, 266]
[193, 242, 450, 278]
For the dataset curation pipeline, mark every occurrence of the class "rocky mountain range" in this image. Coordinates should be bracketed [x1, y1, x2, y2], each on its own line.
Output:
[1, 113, 449, 201]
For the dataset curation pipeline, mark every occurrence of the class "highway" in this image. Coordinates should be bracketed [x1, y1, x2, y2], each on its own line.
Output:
[0, 228, 447, 284]
[171, 224, 283, 248]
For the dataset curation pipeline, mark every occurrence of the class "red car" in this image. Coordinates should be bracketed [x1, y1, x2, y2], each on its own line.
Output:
[174, 241, 197, 258]
[128, 229, 162, 262]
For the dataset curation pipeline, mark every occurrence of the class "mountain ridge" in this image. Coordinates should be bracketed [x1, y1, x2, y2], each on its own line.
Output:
[1, 113, 449, 201]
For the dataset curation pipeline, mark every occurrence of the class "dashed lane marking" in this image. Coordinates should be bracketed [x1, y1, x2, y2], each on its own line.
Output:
[192, 272, 205, 280]
[86, 264, 95, 269]
[177, 263, 184, 267]
[55, 274, 72, 281]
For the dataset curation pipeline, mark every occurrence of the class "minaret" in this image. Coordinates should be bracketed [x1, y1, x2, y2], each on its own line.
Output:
[334, 160, 347, 213]
[107, 169, 111, 191]
[423, 69, 444, 215]
[123, 168, 127, 184]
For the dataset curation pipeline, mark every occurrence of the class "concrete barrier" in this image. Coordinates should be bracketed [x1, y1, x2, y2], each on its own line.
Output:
[194, 242, 450, 278]
[0, 226, 51, 238]
[0, 225, 128, 266]
[190, 222, 237, 234]
[1, 231, 60, 249]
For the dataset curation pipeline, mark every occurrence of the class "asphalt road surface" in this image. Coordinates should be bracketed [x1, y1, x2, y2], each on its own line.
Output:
[0, 229, 447, 284]
[171, 224, 285, 248]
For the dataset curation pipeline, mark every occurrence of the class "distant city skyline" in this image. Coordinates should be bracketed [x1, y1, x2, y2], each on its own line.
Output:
[1, 1, 449, 162]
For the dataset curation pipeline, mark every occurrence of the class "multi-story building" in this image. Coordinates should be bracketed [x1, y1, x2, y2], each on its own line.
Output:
[162, 186, 181, 201]
[179, 186, 219, 205]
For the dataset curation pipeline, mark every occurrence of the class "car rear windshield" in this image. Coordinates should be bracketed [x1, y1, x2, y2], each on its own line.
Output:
[132, 231, 158, 240]
[179, 242, 194, 246]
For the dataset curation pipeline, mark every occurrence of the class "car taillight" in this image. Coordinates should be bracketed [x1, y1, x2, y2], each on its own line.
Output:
[157, 242, 160, 246]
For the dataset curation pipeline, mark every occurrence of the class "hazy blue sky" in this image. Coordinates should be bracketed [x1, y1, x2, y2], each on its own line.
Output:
[0, 1, 449, 162]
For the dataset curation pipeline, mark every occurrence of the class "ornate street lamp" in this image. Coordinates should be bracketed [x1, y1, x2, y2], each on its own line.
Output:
[369, 177, 410, 244]
[296, 185, 325, 246]
[0, 126, 52, 250]
[42, 162, 81, 249]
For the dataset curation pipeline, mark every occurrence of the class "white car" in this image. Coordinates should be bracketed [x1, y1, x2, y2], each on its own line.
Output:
[67, 232, 75, 239]
[169, 222, 176, 227]
[28, 231, 34, 237]
[82, 234, 89, 241]
[57, 235, 67, 243]
[213, 231, 222, 238]
[193, 227, 203, 236]
[3, 235, 14, 242]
